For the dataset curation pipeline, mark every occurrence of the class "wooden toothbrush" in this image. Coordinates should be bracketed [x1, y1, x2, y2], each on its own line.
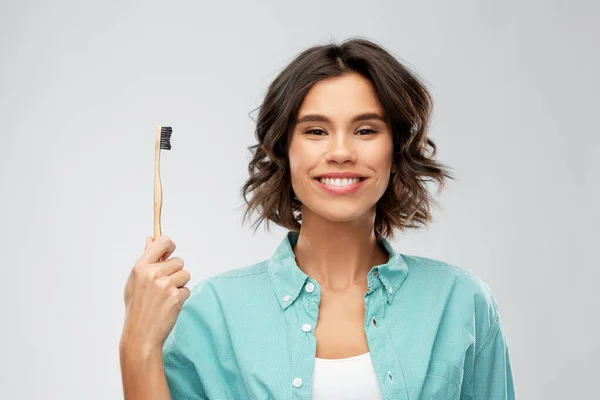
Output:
[154, 126, 172, 242]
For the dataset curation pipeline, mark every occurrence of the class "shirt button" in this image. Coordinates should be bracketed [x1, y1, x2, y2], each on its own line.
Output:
[372, 317, 377, 327]
[373, 271, 378, 277]
[302, 323, 312, 332]
[305, 282, 315, 293]
[388, 286, 393, 294]
[283, 295, 291, 302]
[292, 377, 303, 387]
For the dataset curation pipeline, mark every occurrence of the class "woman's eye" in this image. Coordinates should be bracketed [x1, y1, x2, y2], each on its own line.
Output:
[357, 129, 376, 135]
[304, 129, 377, 136]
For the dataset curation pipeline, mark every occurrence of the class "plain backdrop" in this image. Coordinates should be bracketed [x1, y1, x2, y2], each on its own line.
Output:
[1, 0, 598, 399]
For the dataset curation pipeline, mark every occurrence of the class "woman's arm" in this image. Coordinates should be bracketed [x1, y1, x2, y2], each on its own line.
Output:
[468, 317, 516, 399]
[120, 235, 193, 400]
[460, 288, 516, 400]
[120, 344, 172, 400]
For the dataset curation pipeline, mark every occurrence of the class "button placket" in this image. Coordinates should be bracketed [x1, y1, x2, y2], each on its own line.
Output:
[364, 281, 408, 398]
[302, 281, 315, 334]
[290, 279, 319, 396]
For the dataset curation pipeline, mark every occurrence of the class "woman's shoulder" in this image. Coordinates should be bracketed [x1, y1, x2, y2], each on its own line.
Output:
[400, 252, 501, 323]
[183, 259, 272, 306]
[401, 253, 495, 295]
[399, 253, 508, 361]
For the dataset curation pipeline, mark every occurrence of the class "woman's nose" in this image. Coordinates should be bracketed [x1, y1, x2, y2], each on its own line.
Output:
[324, 134, 356, 163]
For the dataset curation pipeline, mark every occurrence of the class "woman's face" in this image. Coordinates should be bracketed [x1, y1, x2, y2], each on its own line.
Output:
[287, 72, 394, 224]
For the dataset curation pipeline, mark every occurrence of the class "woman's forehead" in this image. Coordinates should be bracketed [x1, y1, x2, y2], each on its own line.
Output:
[298, 73, 382, 113]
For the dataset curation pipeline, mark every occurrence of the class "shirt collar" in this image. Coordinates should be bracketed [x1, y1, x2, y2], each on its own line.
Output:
[267, 230, 409, 310]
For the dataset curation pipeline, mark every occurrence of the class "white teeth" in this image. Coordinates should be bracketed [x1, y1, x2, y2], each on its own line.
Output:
[318, 177, 361, 186]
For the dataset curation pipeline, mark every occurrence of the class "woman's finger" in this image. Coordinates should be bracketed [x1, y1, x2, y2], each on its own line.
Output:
[137, 235, 176, 265]
[169, 269, 191, 288]
[157, 257, 185, 277]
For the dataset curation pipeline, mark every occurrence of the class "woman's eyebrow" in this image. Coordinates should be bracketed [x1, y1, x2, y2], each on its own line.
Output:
[295, 112, 386, 124]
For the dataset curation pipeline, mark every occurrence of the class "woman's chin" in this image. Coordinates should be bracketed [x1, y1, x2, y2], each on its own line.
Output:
[309, 205, 372, 224]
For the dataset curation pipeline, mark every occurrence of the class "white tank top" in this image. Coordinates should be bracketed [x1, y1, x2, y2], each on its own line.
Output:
[311, 352, 384, 399]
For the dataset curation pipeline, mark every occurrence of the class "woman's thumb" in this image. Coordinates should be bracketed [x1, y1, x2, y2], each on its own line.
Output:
[145, 236, 154, 250]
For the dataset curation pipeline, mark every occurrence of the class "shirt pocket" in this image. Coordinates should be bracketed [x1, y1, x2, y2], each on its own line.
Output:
[420, 359, 464, 400]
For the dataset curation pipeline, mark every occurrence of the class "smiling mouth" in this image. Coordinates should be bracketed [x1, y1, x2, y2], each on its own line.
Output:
[314, 177, 366, 186]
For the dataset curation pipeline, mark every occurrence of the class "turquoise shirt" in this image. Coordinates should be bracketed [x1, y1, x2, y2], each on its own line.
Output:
[163, 231, 515, 399]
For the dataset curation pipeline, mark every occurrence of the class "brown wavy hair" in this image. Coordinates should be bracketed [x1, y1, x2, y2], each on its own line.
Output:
[240, 37, 455, 240]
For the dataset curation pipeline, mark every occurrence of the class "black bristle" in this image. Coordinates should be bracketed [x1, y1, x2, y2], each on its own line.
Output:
[160, 126, 172, 150]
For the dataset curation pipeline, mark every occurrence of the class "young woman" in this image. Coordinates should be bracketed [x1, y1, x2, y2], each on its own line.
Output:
[120, 38, 515, 400]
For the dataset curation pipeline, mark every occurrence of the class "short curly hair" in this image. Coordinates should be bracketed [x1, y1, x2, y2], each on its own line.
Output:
[240, 37, 455, 240]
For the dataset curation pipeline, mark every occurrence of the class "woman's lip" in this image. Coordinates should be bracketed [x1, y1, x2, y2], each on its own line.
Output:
[313, 177, 368, 195]
[315, 175, 366, 179]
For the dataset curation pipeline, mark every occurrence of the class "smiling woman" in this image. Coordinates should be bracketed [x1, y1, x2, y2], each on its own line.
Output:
[241, 40, 454, 240]
[155, 37, 516, 400]
[287, 72, 398, 227]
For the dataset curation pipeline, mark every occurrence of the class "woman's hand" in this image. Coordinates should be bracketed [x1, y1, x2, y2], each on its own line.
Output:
[120, 235, 191, 359]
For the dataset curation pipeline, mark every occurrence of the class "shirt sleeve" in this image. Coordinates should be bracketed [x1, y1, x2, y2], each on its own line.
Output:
[162, 280, 213, 400]
[461, 289, 516, 400]
[162, 343, 208, 400]
[471, 316, 516, 399]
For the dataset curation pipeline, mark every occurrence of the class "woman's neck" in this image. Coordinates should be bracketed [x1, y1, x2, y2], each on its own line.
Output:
[292, 209, 389, 292]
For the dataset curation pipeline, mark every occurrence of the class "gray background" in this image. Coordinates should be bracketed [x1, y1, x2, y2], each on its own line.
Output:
[1, 0, 598, 399]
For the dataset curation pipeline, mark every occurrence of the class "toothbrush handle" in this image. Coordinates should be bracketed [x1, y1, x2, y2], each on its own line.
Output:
[153, 125, 163, 241]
